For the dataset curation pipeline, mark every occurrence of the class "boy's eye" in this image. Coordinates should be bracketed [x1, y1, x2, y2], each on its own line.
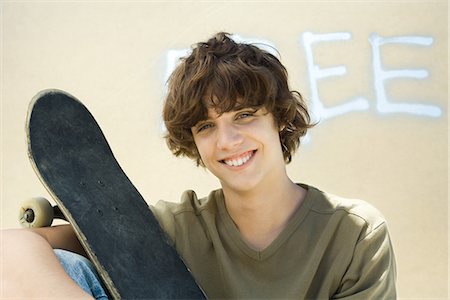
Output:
[237, 112, 252, 119]
[236, 109, 258, 120]
[196, 123, 213, 132]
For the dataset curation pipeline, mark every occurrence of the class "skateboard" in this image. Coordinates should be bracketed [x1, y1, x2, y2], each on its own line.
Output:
[24, 89, 206, 299]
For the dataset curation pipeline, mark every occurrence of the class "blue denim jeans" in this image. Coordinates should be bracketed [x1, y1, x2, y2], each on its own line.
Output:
[54, 249, 109, 300]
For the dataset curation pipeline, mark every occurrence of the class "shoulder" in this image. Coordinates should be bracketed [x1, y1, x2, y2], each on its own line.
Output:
[303, 187, 398, 297]
[305, 185, 388, 241]
[304, 185, 396, 296]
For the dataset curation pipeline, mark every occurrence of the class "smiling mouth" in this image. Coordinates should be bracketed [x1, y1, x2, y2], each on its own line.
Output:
[220, 150, 256, 167]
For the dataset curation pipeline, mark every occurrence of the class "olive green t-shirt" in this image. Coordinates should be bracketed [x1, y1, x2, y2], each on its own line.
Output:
[151, 185, 396, 299]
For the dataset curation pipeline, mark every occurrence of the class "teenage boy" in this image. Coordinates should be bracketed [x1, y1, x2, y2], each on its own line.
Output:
[2, 32, 396, 299]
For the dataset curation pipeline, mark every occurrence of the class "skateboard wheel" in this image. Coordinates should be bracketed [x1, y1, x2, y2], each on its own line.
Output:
[18, 197, 54, 228]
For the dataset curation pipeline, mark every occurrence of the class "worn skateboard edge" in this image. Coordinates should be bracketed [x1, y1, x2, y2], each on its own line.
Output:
[26, 89, 120, 299]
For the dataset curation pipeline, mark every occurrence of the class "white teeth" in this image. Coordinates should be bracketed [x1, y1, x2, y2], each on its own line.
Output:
[224, 152, 253, 167]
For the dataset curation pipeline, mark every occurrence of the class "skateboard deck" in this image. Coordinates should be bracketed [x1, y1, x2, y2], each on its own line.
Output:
[27, 89, 206, 299]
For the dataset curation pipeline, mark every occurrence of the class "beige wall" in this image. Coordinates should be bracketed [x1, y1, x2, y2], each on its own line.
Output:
[1, 1, 448, 298]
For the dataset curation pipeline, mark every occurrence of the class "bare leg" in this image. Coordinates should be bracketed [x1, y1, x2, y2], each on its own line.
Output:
[1, 229, 92, 299]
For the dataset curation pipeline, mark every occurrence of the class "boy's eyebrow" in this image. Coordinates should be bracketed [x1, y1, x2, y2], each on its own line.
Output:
[239, 107, 260, 112]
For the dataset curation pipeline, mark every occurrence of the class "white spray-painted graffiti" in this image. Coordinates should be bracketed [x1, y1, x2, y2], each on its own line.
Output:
[302, 31, 442, 121]
[164, 33, 442, 124]
[368, 33, 441, 117]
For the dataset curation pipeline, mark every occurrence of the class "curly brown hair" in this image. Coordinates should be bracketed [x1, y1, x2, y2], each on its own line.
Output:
[163, 32, 313, 166]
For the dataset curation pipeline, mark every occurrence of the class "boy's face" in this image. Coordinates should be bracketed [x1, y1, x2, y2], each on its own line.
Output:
[191, 105, 286, 194]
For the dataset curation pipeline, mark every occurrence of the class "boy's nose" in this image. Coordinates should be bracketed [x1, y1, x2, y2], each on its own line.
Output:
[216, 124, 243, 150]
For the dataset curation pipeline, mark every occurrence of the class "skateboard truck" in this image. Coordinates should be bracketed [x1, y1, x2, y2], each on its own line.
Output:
[19, 197, 66, 228]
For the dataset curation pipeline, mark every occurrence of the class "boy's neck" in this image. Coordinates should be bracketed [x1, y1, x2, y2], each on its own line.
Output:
[222, 176, 307, 251]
